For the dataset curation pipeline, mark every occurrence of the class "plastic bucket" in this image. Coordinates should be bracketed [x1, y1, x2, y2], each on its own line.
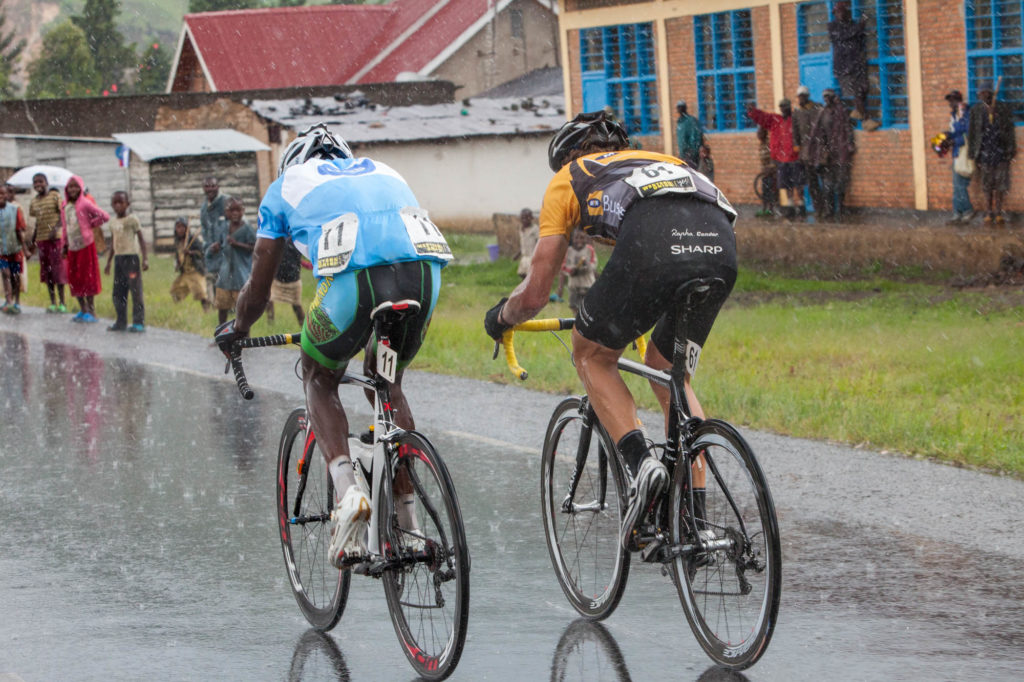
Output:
[487, 244, 500, 261]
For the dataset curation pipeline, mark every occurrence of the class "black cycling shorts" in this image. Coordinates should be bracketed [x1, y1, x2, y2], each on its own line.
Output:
[576, 196, 737, 366]
[302, 260, 439, 371]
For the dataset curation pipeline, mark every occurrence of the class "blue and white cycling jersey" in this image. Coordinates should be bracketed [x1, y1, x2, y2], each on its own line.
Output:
[257, 156, 452, 278]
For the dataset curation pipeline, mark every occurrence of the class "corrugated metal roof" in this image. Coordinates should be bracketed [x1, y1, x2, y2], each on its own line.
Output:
[112, 129, 270, 161]
[248, 94, 565, 144]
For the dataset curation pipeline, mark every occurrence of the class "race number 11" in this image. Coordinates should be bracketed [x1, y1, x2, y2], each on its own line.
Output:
[377, 343, 398, 384]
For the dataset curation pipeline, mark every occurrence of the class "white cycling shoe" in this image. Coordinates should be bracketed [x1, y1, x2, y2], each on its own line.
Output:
[329, 485, 371, 568]
[620, 455, 669, 551]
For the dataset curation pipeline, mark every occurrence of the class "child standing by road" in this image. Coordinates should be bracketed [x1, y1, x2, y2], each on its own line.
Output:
[61, 175, 108, 323]
[28, 173, 68, 312]
[170, 216, 210, 312]
[104, 191, 148, 332]
[206, 197, 255, 325]
[0, 185, 28, 314]
[560, 229, 597, 314]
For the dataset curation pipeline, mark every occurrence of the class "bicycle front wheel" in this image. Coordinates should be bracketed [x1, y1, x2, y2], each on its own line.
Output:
[277, 408, 350, 632]
[380, 431, 469, 681]
[669, 419, 781, 669]
[541, 397, 630, 620]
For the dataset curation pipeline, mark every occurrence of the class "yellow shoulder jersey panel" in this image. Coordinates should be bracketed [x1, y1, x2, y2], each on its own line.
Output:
[538, 168, 580, 240]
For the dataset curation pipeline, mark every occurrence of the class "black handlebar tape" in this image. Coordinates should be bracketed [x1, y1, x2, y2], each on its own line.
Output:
[237, 333, 300, 349]
[229, 349, 254, 400]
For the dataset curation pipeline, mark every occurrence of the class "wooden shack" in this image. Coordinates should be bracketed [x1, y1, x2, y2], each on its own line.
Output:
[112, 130, 269, 251]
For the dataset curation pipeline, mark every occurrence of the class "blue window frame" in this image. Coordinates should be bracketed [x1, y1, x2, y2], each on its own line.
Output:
[694, 10, 756, 131]
[966, 0, 1024, 123]
[578, 24, 659, 135]
[795, 1, 907, 128]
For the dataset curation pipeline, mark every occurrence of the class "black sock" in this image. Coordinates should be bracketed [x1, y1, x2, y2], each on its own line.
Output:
[617, 430, 649, 479]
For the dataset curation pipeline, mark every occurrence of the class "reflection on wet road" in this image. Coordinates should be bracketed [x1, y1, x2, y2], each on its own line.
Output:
[1, 329, 1023, 681]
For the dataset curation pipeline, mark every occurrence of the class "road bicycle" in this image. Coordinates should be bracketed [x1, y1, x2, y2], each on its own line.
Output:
[498, 277, 781, 670]
[225, 300, 470, 681]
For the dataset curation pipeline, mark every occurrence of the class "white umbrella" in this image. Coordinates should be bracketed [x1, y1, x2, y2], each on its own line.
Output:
[6, 165, 75, 190]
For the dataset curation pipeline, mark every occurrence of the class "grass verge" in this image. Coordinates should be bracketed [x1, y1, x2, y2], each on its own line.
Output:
[13, 231, 1023, 477]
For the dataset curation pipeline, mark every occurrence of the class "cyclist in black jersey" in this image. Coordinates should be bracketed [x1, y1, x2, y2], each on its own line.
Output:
[485, 111, 738, 550]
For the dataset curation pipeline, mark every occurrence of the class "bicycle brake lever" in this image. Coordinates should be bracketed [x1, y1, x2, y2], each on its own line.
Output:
[223, 358, 231, 374]
[492, 339, 500, 360]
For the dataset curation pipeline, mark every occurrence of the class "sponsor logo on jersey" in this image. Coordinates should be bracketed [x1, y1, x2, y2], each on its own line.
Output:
[670, 244, 724, 255]
[413, 241, 453, 256]
[603, 194, 626, 218]
[587, 191, 603, 216]
[318, 159, 376, 176]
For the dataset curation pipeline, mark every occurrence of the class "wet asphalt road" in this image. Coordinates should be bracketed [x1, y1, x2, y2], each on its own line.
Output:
[1, 311, 1023, 681]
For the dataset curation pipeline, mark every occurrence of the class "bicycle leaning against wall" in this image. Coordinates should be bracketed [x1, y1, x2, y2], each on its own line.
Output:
[224, 299, 470, 681]
[498, 277, 781, 670]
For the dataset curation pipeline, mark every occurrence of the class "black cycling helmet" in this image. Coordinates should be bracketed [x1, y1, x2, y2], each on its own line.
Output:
[547, 111, 629, 172]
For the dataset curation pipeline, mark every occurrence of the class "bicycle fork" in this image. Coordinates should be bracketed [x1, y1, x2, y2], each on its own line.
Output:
[561, 398, 610, 514]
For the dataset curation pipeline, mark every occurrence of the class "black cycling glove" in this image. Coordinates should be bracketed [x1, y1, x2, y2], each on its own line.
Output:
[484, 297, 511, 341]
[214, 319, 247, 358]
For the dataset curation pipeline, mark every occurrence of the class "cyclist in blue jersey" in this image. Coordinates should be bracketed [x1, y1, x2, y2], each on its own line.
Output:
[216, 124, 452, 568]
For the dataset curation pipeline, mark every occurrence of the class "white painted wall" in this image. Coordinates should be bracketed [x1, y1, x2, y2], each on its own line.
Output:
[358, 135, 553, 223]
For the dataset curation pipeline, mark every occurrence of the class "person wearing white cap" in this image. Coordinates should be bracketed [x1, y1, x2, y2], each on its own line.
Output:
[791, 85, 825, 217]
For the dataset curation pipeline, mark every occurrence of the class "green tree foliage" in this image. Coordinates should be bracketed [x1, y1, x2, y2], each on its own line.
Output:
[26, 20, 101, 99]
[134, 41, 172, 94]
[72, 0, 137, 92]
[188, 0, 261, 11]
[0, 0, 25, 98]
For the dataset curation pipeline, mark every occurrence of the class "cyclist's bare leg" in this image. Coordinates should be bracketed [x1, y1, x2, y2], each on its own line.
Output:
[643, 343, 706, 488]
[571, 329, 637, 443]
[300, 351, 354, 497]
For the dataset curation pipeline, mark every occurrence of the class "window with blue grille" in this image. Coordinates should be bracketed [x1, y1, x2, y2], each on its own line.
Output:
[694, 10, 756, 131]
[966, 0, 1024, 123]
[795, 1, 907, 128]
[578, 24, 659, 135]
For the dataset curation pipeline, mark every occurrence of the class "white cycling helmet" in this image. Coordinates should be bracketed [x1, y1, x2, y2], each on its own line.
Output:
[278, 123, 353, 176]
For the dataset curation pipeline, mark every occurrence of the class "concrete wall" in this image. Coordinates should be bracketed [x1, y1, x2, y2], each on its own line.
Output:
[432, 0, 561, 97]
[356, 135, 551, 226]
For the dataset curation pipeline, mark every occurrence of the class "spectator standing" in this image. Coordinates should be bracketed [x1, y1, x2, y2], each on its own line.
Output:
[60, 175, 108, 323]
[200, 176, 228, 302]
[828, 1, 880, 131]
[561, 229, 597, 314]
[0, 185, 27, 314]
[103, 191, 148, 332]
[808, 89, 857, 220]
[755, 127, 779, 218]
[676, 100, 704, 167]
[791, 85, 826, 216]
[968, 82, 1017, 227]
[266, 238, 305, 326]
[28, 172, 68, 313]
[517, 207, 539, 279]
[747, 99, 806, 219]
[697, 143, 715, 181]
[170, 217, 210, 312]
[944, 90, 975, 225]
[207, 197, 256, 324]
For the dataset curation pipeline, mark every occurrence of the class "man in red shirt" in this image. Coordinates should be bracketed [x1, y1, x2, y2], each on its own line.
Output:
[747, 99, 805, 220]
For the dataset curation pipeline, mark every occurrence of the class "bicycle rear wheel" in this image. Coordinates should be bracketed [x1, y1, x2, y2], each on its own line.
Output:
[380, 431, 469, 681]
[669, 419, 781, 669]
[277, 408, 350, 632]
[540, 397, 630, 620]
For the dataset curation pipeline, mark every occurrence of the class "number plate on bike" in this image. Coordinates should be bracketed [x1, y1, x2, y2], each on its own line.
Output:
[377, 342, 398, 384]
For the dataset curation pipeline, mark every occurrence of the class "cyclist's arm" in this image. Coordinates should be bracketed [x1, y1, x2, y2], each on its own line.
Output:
[235, 236, 284, 334]
[501, 234, 568, 326]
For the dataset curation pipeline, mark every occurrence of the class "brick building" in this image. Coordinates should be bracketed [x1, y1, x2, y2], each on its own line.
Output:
[555, 0, 1023, 214]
